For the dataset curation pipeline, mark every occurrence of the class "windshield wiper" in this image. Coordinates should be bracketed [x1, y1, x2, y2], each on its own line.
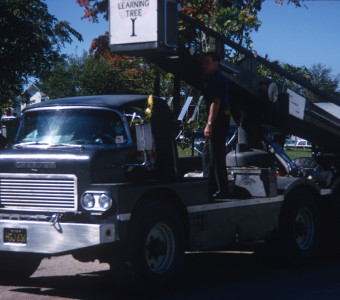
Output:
[14, 142, 85, 149]
[47, 144, 85, 149]
[14, 142, 50, 148]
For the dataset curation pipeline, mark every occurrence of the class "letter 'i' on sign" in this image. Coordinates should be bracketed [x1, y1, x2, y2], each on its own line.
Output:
[130, 18, 137, 37]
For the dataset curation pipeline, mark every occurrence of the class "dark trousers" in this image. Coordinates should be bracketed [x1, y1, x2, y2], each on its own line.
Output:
[202, 117, 229, 195]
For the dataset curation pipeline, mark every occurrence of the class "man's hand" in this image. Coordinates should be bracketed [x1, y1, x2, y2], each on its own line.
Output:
[204, 123, 212, 138]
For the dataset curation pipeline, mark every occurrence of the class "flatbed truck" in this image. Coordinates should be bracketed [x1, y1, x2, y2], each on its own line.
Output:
[1, 3, 340, 294]
[0, 92, 336, 293]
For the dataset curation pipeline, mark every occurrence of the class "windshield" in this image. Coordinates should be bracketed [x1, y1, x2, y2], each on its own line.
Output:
[16, 108, 129, 147]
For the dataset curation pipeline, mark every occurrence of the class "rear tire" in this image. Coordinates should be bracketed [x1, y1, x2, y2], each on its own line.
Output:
[277, 190, 320, 264]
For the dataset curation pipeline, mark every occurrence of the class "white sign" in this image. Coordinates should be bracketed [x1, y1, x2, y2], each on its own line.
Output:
[109, 0, 158, 45]
[287, 89, 306, 120]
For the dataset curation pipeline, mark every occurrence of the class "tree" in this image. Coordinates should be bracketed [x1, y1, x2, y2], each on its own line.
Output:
[0, 0, 82, 106]
[38, 53, 159, 99]
[258, 60, 340, 103]
[88, 32, 173, 96]
[38, 58, 80, 99]
[274, 0, 304, 6]
[180, 0, 263, 54]
[305, 64, 340, 102]
[77, 0, 108, 23]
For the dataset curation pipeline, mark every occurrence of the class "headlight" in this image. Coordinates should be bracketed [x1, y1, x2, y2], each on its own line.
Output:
[99, 193, 112, 210]
[81, 191, 114, 212]
[81, 193, 95, 209]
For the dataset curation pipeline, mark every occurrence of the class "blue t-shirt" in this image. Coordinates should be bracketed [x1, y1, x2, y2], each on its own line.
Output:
[204, 70, 229, 122]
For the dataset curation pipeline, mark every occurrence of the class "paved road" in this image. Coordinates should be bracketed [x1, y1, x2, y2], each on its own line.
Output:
[1, 245, 340, 300]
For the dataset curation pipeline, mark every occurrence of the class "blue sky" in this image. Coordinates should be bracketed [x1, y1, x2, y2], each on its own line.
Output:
[252, 1, 340, 77]
[46, 0, 340, 77]
[45, 0, 107, 56]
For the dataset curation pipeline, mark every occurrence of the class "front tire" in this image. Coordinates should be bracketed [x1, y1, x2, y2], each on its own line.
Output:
[0, 252, 42, 281]
[143, 222, 176, 274]
[110, 201, 185, 294]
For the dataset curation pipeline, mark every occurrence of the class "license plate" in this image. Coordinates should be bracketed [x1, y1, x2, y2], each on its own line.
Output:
[4, 228, 27, 244]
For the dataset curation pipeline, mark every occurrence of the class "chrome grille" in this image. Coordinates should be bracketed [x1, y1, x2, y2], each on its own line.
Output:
[0, 174, 77, 212]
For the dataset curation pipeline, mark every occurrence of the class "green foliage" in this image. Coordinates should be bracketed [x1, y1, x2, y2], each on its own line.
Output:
[177, 145, 198, 157]
[258, 60, 340, 102]
[180, 0, 263, 56]
[38, 53, 161, 99]
[0, 0, 82, 106]
[38, 59, 80, 99]
[274, 0, 304, 7]
[285, 148, 311, 159]
[78, 54, 118, 95]
[305, 64, 340, 102]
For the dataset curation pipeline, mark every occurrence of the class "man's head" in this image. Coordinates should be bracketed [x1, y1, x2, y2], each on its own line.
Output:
[202, 52, 220, 76]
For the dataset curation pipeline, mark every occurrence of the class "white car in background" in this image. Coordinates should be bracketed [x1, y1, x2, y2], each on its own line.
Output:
[284, 139, 296, 150]
[296, 139, 312, 149]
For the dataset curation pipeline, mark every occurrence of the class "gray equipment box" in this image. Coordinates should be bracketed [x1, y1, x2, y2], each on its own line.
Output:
[230, 168, 277, 197]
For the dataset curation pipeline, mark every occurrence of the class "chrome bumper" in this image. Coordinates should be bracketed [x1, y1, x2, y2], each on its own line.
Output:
[0, 220, 116, 254]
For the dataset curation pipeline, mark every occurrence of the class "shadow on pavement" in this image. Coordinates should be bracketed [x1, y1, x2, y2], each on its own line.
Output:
[6, 244, 340, 300]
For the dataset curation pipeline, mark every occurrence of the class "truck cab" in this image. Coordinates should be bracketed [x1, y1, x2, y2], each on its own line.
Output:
[0, 94, 208, 289]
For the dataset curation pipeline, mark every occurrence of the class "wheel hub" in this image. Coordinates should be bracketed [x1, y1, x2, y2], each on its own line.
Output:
[295, 207, 314, 250]
[145, 223, 175, 273]
[147, 236, 166, 261]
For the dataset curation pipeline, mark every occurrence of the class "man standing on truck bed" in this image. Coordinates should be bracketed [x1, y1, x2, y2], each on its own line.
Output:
[202, 51, 230, 199]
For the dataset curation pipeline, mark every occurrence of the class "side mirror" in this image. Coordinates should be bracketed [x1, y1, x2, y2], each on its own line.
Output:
[135, 123, 153, 151]
[125, 122, 153, 168]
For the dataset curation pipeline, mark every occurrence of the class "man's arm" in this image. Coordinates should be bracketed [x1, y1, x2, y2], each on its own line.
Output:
[204, 98, 220, 138]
